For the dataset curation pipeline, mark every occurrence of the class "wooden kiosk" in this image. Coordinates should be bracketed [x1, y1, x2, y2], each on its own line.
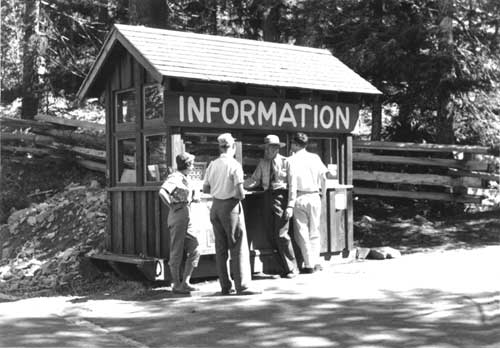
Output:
[77, 24, 381, 280]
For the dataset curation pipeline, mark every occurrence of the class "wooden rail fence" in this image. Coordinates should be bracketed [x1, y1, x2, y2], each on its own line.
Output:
[2, 115, 499, 204]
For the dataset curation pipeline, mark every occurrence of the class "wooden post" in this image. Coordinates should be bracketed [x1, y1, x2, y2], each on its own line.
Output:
[170, 133, 185, 170]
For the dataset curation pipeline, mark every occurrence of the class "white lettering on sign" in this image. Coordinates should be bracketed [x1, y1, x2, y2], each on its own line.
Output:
[336, 106, 349, 130]
[278, 103, 297, 127]
[222, 99, 238, 125]
[320, 105, 334, 129]
[240, 100, 256, 126]
[188, 96, 204, 123]
[295, 103, 312, 128]
[258, 101, 276, 126]
[206, 97, 220, 123]
[175, 94, 355, 131]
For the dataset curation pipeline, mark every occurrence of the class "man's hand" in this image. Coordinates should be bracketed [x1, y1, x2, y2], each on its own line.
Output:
[284, 207, 294, 220]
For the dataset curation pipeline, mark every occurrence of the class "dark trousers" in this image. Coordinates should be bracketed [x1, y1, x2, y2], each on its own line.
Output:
[210, 198, 251, 292]
[266, 189, 298, 274]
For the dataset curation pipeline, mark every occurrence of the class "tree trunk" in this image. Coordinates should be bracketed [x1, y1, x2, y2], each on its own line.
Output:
[371, 97, 382, 141]
[129, 0, 168, 28]
[21, 0, 40, 120]
[262, 1, 282, 42]
[436, 0, 455, 144]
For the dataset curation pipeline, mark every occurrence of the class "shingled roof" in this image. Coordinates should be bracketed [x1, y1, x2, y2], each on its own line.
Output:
[78, 24, 381, 99]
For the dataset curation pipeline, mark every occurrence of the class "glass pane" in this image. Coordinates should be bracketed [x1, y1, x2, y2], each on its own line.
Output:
[307, 137, 338, 178]
[183, 132, 220, 167]
[116, 90, 137, 123]
[145, 135, 168, 182]
[117, 138, 136, 183]
[241, 133, 266, 177]
[144, 84, 164, 121]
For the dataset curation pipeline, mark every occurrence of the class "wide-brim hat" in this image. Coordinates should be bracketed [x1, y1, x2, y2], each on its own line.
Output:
[261, 134, 285, 148]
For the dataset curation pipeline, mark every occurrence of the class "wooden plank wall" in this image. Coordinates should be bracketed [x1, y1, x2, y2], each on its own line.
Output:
[110, 190, 169, 258]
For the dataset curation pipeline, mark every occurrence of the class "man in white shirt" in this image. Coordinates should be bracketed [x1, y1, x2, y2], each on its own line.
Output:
[285, 132, 330, 273]
[203, 133, 260, 295]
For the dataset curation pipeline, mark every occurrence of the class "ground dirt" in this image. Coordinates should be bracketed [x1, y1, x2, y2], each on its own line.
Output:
[0, 156, 499, 303]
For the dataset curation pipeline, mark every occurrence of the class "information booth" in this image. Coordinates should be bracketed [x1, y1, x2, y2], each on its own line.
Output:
[77, 24, 381, 280]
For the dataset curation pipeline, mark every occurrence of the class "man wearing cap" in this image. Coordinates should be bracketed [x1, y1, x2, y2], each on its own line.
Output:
[203, 133, 260, 295]
[159, 152, 201, 294]
[286, 132, 331, 274]
[245, 134, 298, 279]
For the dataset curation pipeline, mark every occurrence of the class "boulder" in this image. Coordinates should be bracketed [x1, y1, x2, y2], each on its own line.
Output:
[356, 247, 371, 259]
[367, 246, 402, 260]
[367, 249, 386, 260]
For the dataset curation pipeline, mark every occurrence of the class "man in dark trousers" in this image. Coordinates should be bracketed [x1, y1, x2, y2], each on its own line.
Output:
[245, 134, 298, 278]
[203, 133, 261, 295]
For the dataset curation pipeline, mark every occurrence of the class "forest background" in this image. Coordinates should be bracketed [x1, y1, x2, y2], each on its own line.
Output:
[1, 0, 500, 145]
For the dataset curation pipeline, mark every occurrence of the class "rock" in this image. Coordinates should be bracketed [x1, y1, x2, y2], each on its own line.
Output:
[8, 222, 19, 235]
[1, 270, 13, 281]
[383, 247, 402, 259]
[27, 216, 37, 226]
[414, 214, 429, 225]
[367, 247, 402, 260]
[7, 208, 30, 225]
[361, 215, 376, 223]
[61, 247, 76, 260]
[89, 180, 101, 189]
[367, 249, 386, 260]
[2, 247, 12, 259]
[356, 247, 371, 259]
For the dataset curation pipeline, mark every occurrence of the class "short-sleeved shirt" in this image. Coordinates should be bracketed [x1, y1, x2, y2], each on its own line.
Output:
[161, 171, 192, 204]
[248, 153, 289, 191]
[203, 153, 244, 200]
[287, 148, 328, 207]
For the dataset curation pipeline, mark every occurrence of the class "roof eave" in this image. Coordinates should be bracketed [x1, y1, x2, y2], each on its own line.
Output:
[77, 25, 163, 101]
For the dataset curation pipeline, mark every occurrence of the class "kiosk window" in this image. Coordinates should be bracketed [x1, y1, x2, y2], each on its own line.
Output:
[183, 132, 220, 168]
[116, 90, 137, 123]
[241, 133, 266, 177]
[117, 138, 136, 184]
[144, 84, 164, 121]
[307, 137, 339, 178]
[145, 135, 168, 182]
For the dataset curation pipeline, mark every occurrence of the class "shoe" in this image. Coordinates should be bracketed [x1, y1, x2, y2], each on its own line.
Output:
[172, 287, 191, 295]
[183, 284, 199, 291]
[283, 271, 298, 279]
[252, 272, 280, 280]
[221, 288, 235, 295]
[236, 287, 262, 295]
[314, 264, 323, 272]
[300, 267, 314, 274]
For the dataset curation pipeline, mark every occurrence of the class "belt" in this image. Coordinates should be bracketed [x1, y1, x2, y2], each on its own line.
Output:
[170, 202, 189, 212]
[297, 190, 319, 195]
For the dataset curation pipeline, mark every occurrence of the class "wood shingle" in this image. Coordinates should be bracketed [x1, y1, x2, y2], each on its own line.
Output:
[78, 24, 381, 99]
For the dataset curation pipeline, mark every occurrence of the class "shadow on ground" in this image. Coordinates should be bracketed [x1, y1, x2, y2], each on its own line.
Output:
[3, 289, 499, 348]
[355, 210, 500, 254]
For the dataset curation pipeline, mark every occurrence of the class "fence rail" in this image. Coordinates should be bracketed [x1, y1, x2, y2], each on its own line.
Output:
[2, 115, 499, 204]
[352, 140, 500, 204]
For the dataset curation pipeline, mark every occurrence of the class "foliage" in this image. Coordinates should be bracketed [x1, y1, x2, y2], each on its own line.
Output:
[1, 0, 24, 101]
[1, 0, 499, 144]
